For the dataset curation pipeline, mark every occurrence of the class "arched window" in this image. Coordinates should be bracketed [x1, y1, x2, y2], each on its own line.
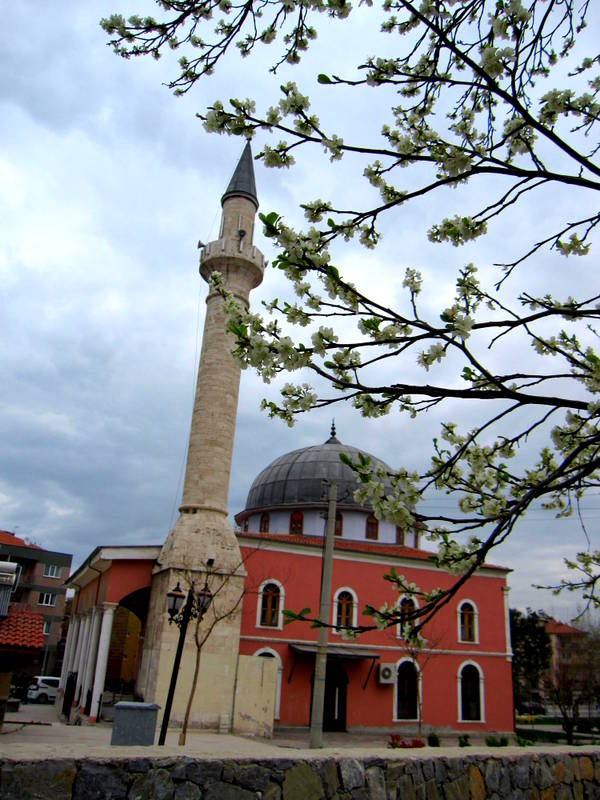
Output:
[365, 514, 379, 540]
[258, 581, 283, 628]
[255, 648, 283, 719]
[395, 660, 419, 720]
[259, 512, 270, 533]
[333, 588, 357, 632]
[397, 596, 416, 638]
[289, 511, 303, 535]
[396, 527, 405, 545]
[459, 662, 483, 721]
[336, 591, 354, 629]
[458, 601, 478, 643]
[334, 511, 343, 537]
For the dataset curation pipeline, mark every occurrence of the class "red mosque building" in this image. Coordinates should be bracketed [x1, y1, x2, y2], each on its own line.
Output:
[234, 428, 514, 734]
[61, 146, 514, 736]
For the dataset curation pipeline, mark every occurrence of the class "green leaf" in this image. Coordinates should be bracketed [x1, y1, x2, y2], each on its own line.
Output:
[318, 73, 332, 84]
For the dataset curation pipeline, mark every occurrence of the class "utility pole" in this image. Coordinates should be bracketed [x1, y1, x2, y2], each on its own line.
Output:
[310, 480, 337, 749]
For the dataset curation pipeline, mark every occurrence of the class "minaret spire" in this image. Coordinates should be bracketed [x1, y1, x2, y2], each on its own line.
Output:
[221, 141, 258, 210]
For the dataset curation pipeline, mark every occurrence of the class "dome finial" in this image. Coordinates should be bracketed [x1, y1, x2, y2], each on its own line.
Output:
[326, 419, 340, 444]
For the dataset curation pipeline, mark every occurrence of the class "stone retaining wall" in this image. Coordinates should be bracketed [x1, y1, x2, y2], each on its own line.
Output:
[1, 751, 600, 800]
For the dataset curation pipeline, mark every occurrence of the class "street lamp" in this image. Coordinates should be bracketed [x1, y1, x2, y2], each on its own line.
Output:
[157, 572, 213, 746]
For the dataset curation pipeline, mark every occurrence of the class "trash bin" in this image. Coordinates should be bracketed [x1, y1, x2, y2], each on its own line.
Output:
[110, 702, 160, 746]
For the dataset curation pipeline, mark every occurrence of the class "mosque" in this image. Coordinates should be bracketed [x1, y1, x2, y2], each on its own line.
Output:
[59, 145, 514, 737]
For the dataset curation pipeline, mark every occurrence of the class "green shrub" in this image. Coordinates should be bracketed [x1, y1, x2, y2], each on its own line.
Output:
[458, 734, 471, 747]
[427, 732, 441, 747]
[485, 735, 509, 747]
[516, 735, 534, 747]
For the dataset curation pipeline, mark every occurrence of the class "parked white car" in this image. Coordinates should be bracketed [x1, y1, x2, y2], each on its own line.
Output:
[27, 676, 60, 703]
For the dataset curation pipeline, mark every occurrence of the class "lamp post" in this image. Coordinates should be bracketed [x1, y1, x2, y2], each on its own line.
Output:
[157, 576, 213, 746]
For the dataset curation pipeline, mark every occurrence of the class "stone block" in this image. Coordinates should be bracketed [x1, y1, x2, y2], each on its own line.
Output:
[579, 759, 594, 782]
[365, 766, 386, 800]
[204, 781, 256, 800]
[232, 763, 273, 792]
[282, 763, 325, 800]
[535, 761, 555, 790]
[170, 757, 223, 784]
[469, 766, 485, 800]
[556, 787, 573, 800]
[129, 769, 175, 800]
[73, 762, 129, 799]
[485, 761, 501, 794]
[442, 775, 469, 800]
[339, 760, 365, 791]
[0, 760, 76, 800]
[318, 759, 339, 798]
[424, 778, 441, 800]
[263, 783, 282, 800]
[174, 782, 201, 800]
[396, 774, 417, 800]
[514, 759, 532, 790]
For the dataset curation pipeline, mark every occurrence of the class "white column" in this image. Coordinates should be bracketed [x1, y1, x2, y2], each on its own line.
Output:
[80, 608, 102, 712]
[65, 615, 82, 676]
[59, 617, 76, 691]
[502, 586, 513, 661]
[74, 612, 93, 705]
[88, 603, 117, 723]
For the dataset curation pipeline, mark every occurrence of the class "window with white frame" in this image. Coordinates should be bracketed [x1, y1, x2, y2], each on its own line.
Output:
[458, 661, 484, 722]
[333, 587, 358, 632]
[43, 564, 61, 578]
[458, 600, 478, 643]
[396, 595, 418, 638]
[257, 580, 284, 629]
[43, 620, 51, 636]
[38, 592, 57, 607]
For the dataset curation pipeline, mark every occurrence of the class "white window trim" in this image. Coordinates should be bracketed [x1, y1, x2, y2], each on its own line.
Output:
[457, 599, 479, 644]
[38, 592, 57, 607]
[254, 647, 283, 719]
[457, 660, 485, 723]
[256, 579, 285, 630]
[332, 586, 358, 634]
[43, 564, 61, 578]
[43, 620, 51, 636]
[395, 595, 420, 639]
[393, 657, 421, 722]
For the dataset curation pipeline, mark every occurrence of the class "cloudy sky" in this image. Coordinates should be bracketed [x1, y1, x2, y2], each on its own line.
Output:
[2, 0, 598, 621]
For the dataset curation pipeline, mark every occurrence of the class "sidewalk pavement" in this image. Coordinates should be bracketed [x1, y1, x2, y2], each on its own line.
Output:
[1, 702, 596, 762]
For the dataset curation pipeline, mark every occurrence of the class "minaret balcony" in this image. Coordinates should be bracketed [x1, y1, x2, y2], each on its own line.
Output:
[199, 237, 265, 292]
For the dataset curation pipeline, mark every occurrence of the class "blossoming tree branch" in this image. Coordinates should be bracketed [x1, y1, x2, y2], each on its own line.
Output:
[102, 0, 600, 633]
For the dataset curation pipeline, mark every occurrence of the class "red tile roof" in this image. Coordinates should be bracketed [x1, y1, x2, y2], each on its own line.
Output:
[0, 530, 43, 550]
[0, 607, 44, 651]
[545, 619, 584, 636]
[238, 531, 508, 571]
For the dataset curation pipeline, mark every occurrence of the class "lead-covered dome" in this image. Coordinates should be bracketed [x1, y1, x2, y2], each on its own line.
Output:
[243, 428, 392, 513]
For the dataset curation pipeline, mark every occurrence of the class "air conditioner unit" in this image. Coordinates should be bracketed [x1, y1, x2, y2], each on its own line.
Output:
[378, 663, 395, 684]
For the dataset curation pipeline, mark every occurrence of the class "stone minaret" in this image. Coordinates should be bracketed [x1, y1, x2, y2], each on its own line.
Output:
[139, 143, 265, 730]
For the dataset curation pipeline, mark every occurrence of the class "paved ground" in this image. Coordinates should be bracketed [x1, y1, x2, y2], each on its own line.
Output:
[0, 702, 596, 762]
